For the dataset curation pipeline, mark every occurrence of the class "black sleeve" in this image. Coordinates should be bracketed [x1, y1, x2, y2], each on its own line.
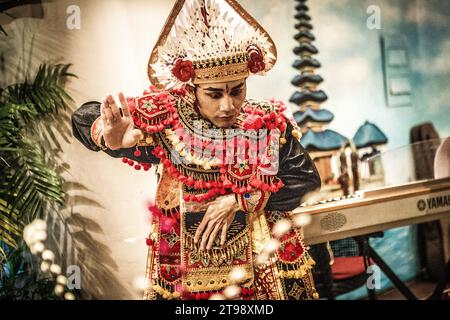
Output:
[71, 101, 160, 164]
[265, 123, 321, 211]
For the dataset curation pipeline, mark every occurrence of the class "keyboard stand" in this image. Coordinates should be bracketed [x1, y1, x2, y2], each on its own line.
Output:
[354, 232, 450, 300]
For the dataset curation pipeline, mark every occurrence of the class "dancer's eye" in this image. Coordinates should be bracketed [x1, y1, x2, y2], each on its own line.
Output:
[208, 93, 223, 99]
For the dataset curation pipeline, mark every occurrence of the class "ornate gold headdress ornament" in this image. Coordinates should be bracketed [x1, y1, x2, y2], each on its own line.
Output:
[148, 0, 277, 89]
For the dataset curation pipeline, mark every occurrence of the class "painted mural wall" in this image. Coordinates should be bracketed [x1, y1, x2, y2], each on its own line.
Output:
[242, 0, 450, 149]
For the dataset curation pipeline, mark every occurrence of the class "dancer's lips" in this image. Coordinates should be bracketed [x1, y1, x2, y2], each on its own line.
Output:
[218, 115, 234, 121]
[215, 115, 237, 128]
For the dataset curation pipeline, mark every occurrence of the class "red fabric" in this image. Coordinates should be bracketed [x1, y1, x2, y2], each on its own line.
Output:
[331, 256, 374, 280]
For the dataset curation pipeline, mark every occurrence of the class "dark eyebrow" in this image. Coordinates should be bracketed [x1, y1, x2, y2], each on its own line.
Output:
[230, 82, 244, 91]
[203, 87, 224, 92]
[202, 82, 244, 93]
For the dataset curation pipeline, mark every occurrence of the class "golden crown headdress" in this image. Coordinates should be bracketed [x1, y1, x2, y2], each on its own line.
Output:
[148, 0, 277, 89]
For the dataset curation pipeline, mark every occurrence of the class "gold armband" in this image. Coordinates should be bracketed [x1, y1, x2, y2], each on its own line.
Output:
[236, 191, 270, 213]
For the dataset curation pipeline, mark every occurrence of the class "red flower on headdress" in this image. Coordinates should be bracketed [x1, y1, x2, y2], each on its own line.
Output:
[172, 58, 195, 82]
[247, 45, 266, 74]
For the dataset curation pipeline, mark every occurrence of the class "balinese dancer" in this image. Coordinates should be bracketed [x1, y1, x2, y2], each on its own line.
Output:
[72, 0, 321, 300]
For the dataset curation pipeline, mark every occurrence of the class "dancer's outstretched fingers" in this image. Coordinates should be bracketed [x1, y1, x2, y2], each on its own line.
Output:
[200, 220, 216, 251]
[106, 94, 121, 120]
[102, 99, 114, 126]
[220, 223, 228, 246]
[206, 222, 222, 250]
[118, 92, 130, 117]
[194, 214, 210, 244]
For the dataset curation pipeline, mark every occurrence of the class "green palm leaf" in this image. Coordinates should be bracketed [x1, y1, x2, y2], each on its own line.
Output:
[0, 63, 75, 259]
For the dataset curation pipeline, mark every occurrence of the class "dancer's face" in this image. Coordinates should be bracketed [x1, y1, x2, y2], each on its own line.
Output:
[195, 79, 247, 128]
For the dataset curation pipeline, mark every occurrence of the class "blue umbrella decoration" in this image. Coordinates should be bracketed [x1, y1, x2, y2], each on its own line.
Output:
[353, 121, 388, 176]
[353, 121, 388, 150]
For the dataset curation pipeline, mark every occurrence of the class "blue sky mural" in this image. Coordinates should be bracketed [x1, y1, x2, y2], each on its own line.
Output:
[242, 0, 450, 150]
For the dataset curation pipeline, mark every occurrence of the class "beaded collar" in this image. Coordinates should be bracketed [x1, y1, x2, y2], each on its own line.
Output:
[127, 87, 288, 203]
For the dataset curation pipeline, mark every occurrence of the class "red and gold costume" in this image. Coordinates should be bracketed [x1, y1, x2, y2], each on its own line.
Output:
[71, 0, 321, 300]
